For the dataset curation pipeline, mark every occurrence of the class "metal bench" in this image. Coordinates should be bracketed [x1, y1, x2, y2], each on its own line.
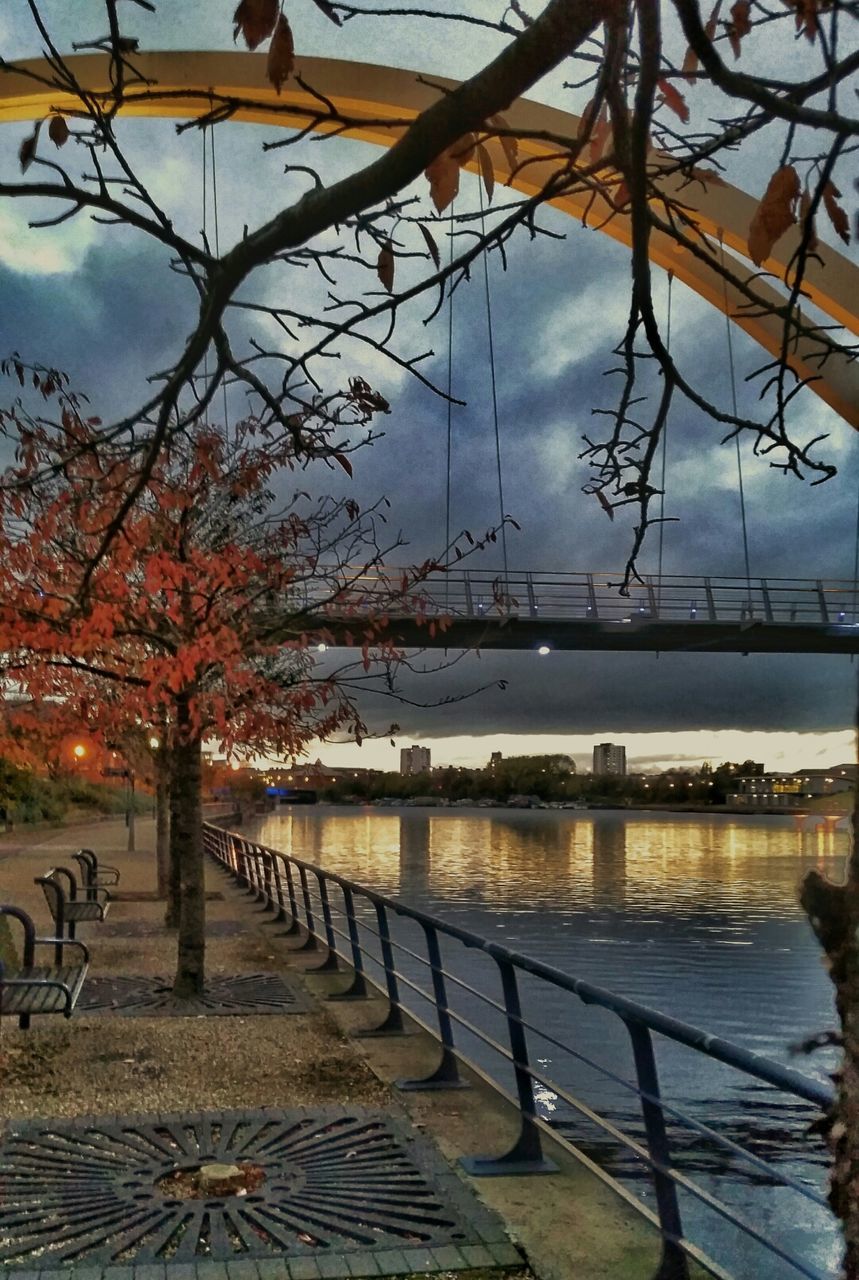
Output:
[35, 866, 110, 942]
[0, 904, 89, 1030]
[73, 848, 120, 901]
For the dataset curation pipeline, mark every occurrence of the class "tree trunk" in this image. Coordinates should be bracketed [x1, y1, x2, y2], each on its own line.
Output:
[171, 710, 205, 999]
[165, 773, 182, 928]
[155, 770, 170, 900]
[799, 680, 859, 1278]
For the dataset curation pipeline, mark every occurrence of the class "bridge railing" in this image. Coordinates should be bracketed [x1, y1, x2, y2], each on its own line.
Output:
[205, 822, 838, 1280]
[303, 569, 859, 626]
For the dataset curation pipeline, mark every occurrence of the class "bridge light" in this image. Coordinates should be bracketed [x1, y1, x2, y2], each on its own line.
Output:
[839, 611, 846, 622]
[537, 645, 551, 656]
[317, 643, 327, 653]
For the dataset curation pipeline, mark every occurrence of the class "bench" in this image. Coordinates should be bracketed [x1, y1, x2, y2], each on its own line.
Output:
[0, 904, 89, 1030]
[73, 848, 121, 901]
[36, 866, 110, 942]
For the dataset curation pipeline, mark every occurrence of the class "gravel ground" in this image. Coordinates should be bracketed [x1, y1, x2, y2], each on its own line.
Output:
[0, 819, 390, 1120]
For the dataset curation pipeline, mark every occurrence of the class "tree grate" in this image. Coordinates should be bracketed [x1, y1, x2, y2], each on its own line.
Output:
[76, 972, 310, 1016]
[0, 1107, 512, 1270]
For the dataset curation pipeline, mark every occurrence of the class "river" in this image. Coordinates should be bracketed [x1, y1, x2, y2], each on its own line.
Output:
[243, 805, 847, 1278]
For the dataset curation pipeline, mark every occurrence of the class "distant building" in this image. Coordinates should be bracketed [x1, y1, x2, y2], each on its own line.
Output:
[400, 745, 431, 776]
[728, 764, 855, 808]
[489, 751, 503, 768]
[593, 743, 627, 776]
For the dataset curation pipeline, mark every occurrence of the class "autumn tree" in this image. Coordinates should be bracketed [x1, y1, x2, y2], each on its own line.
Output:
[0, 370, 464, 997]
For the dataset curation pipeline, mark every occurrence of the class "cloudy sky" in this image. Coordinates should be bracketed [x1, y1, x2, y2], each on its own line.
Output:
[0, 1, 856, 773]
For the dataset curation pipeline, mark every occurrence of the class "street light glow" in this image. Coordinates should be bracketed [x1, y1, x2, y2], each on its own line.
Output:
[537, 645, 551, 656]
[72, 744, 86, 759]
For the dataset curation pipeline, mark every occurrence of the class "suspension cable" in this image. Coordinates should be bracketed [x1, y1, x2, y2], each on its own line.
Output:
[477, 180, 509, 590]
[720, 239, 753, 605]
[445, 200, 455, 572]
[656, 271, 673, 606]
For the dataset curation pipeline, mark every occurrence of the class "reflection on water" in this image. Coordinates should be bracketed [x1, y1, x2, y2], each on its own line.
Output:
[247, 806, 847, 1278]
[252, 807, 845, 1062]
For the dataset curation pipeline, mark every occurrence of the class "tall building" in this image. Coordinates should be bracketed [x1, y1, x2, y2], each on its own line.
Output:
[593, 742, 627, 776]
[400, 745, 431, 776]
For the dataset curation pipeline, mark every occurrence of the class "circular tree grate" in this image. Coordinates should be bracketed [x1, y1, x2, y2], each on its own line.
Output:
[76, 972, 309, 1016]
[0, 1108, 506, 1268]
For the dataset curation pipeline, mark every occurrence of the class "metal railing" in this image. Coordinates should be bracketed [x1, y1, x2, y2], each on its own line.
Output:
[297, 568, 859, 627]
[204, 822, 838, 1280]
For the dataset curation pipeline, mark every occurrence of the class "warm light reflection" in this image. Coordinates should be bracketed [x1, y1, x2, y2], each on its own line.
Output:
[251, 809, 849, 919]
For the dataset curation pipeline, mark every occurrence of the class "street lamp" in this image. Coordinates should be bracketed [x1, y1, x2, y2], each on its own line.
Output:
[72, 743, 86, 761]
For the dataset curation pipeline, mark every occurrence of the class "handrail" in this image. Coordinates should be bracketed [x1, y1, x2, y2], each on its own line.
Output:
[204, 822, 837, 1280]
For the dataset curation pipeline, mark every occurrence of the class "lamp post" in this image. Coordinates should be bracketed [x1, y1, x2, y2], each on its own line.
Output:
[125, 766, 136, 853]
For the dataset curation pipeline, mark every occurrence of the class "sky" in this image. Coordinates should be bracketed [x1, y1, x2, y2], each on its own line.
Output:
[0, 1, 856, 774]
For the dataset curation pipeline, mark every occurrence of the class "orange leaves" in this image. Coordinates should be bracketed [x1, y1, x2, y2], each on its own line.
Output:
[748, 165, 800, 265]
[822, 181, 850, 245]
[267, 14, 295, 93]
[782, 0, 831, 42]
[377, 240, 395, 292]
[233, 0, 278, 49]
[424, 134, 475, 213]
[477, 143, 495, 202]
[657, 78, 689, 124]
[726, 0, 751, 57]
[19, 124, 40, 173]
[578, 100, 611, 166]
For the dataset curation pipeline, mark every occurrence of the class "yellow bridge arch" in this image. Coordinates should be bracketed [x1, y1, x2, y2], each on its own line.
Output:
[1, 50, 857, 426]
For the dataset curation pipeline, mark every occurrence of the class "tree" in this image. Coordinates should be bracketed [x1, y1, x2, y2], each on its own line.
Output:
[1, 0, 857, 1268]
[0, 375, 452, 997]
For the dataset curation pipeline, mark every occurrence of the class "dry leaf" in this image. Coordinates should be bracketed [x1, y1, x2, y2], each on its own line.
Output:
[377, 240, 395, 293]
[822, 181, 850, 245]
[48, 115, 69, 148]
[657, 78, 689, 124]
[682, 0, 722, 80]
[584, 103, 611, 165]
[425, 149, 460, 213]
[19, 124, 40, 173]
[748, 164, 800, 265]
[782, 0, 829, 41]
[727, 0, 751, 57]
[477, 142, 495, 202]
[596, 490, 615, 521]
[690, 166, 727, 186]
[309, 0, 342, 23]
[333, 451, 353, 477]
[799, 189, 818, 253]
[232, 0, 278, 50]
[613, 179, 630, 208]
[419, 222, 440, 269]
[267, 15, 295, 93]
[490, 113, 519, 176]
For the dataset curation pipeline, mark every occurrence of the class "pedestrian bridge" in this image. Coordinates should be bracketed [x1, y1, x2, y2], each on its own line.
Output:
[302, 570, 859, 655]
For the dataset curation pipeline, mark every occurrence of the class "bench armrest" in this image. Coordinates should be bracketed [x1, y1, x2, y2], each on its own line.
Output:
[34, 936, 91, 964]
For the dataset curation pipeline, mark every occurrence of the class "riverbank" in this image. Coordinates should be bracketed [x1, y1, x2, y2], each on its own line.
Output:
[0, 818, 677, 1280]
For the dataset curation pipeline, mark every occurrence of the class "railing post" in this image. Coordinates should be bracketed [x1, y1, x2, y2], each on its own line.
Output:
[463, 573, 474, 616]
[329, 884, 370, 1001]
[526, 573, 538, 619]
[279, 859, 302, 937]
[306, 873, 340, 972]
[704, 577, 716, 622]
[260, 850, 276, 912]
[586, 573, 599, 618]
[460, 958, 557, 1176]
[270, 854, 288, 922]
[817, 579, 830, 622]
[760, 578, 774, 622]
[646, 578, 658, 616]
[398, 923, 469, 1091]
[249, 843, 266, 903]
[294, 865, 319, 950]
[624, 1020, 690, 1280]
[357, 901, 407, 1036]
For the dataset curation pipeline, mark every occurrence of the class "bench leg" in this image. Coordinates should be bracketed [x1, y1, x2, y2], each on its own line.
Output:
[69, 921, 76, 941]
[18, 1012, 30, 1030]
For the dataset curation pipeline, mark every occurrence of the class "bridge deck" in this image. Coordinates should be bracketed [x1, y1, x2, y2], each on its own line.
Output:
[303, 571, 859, 655]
